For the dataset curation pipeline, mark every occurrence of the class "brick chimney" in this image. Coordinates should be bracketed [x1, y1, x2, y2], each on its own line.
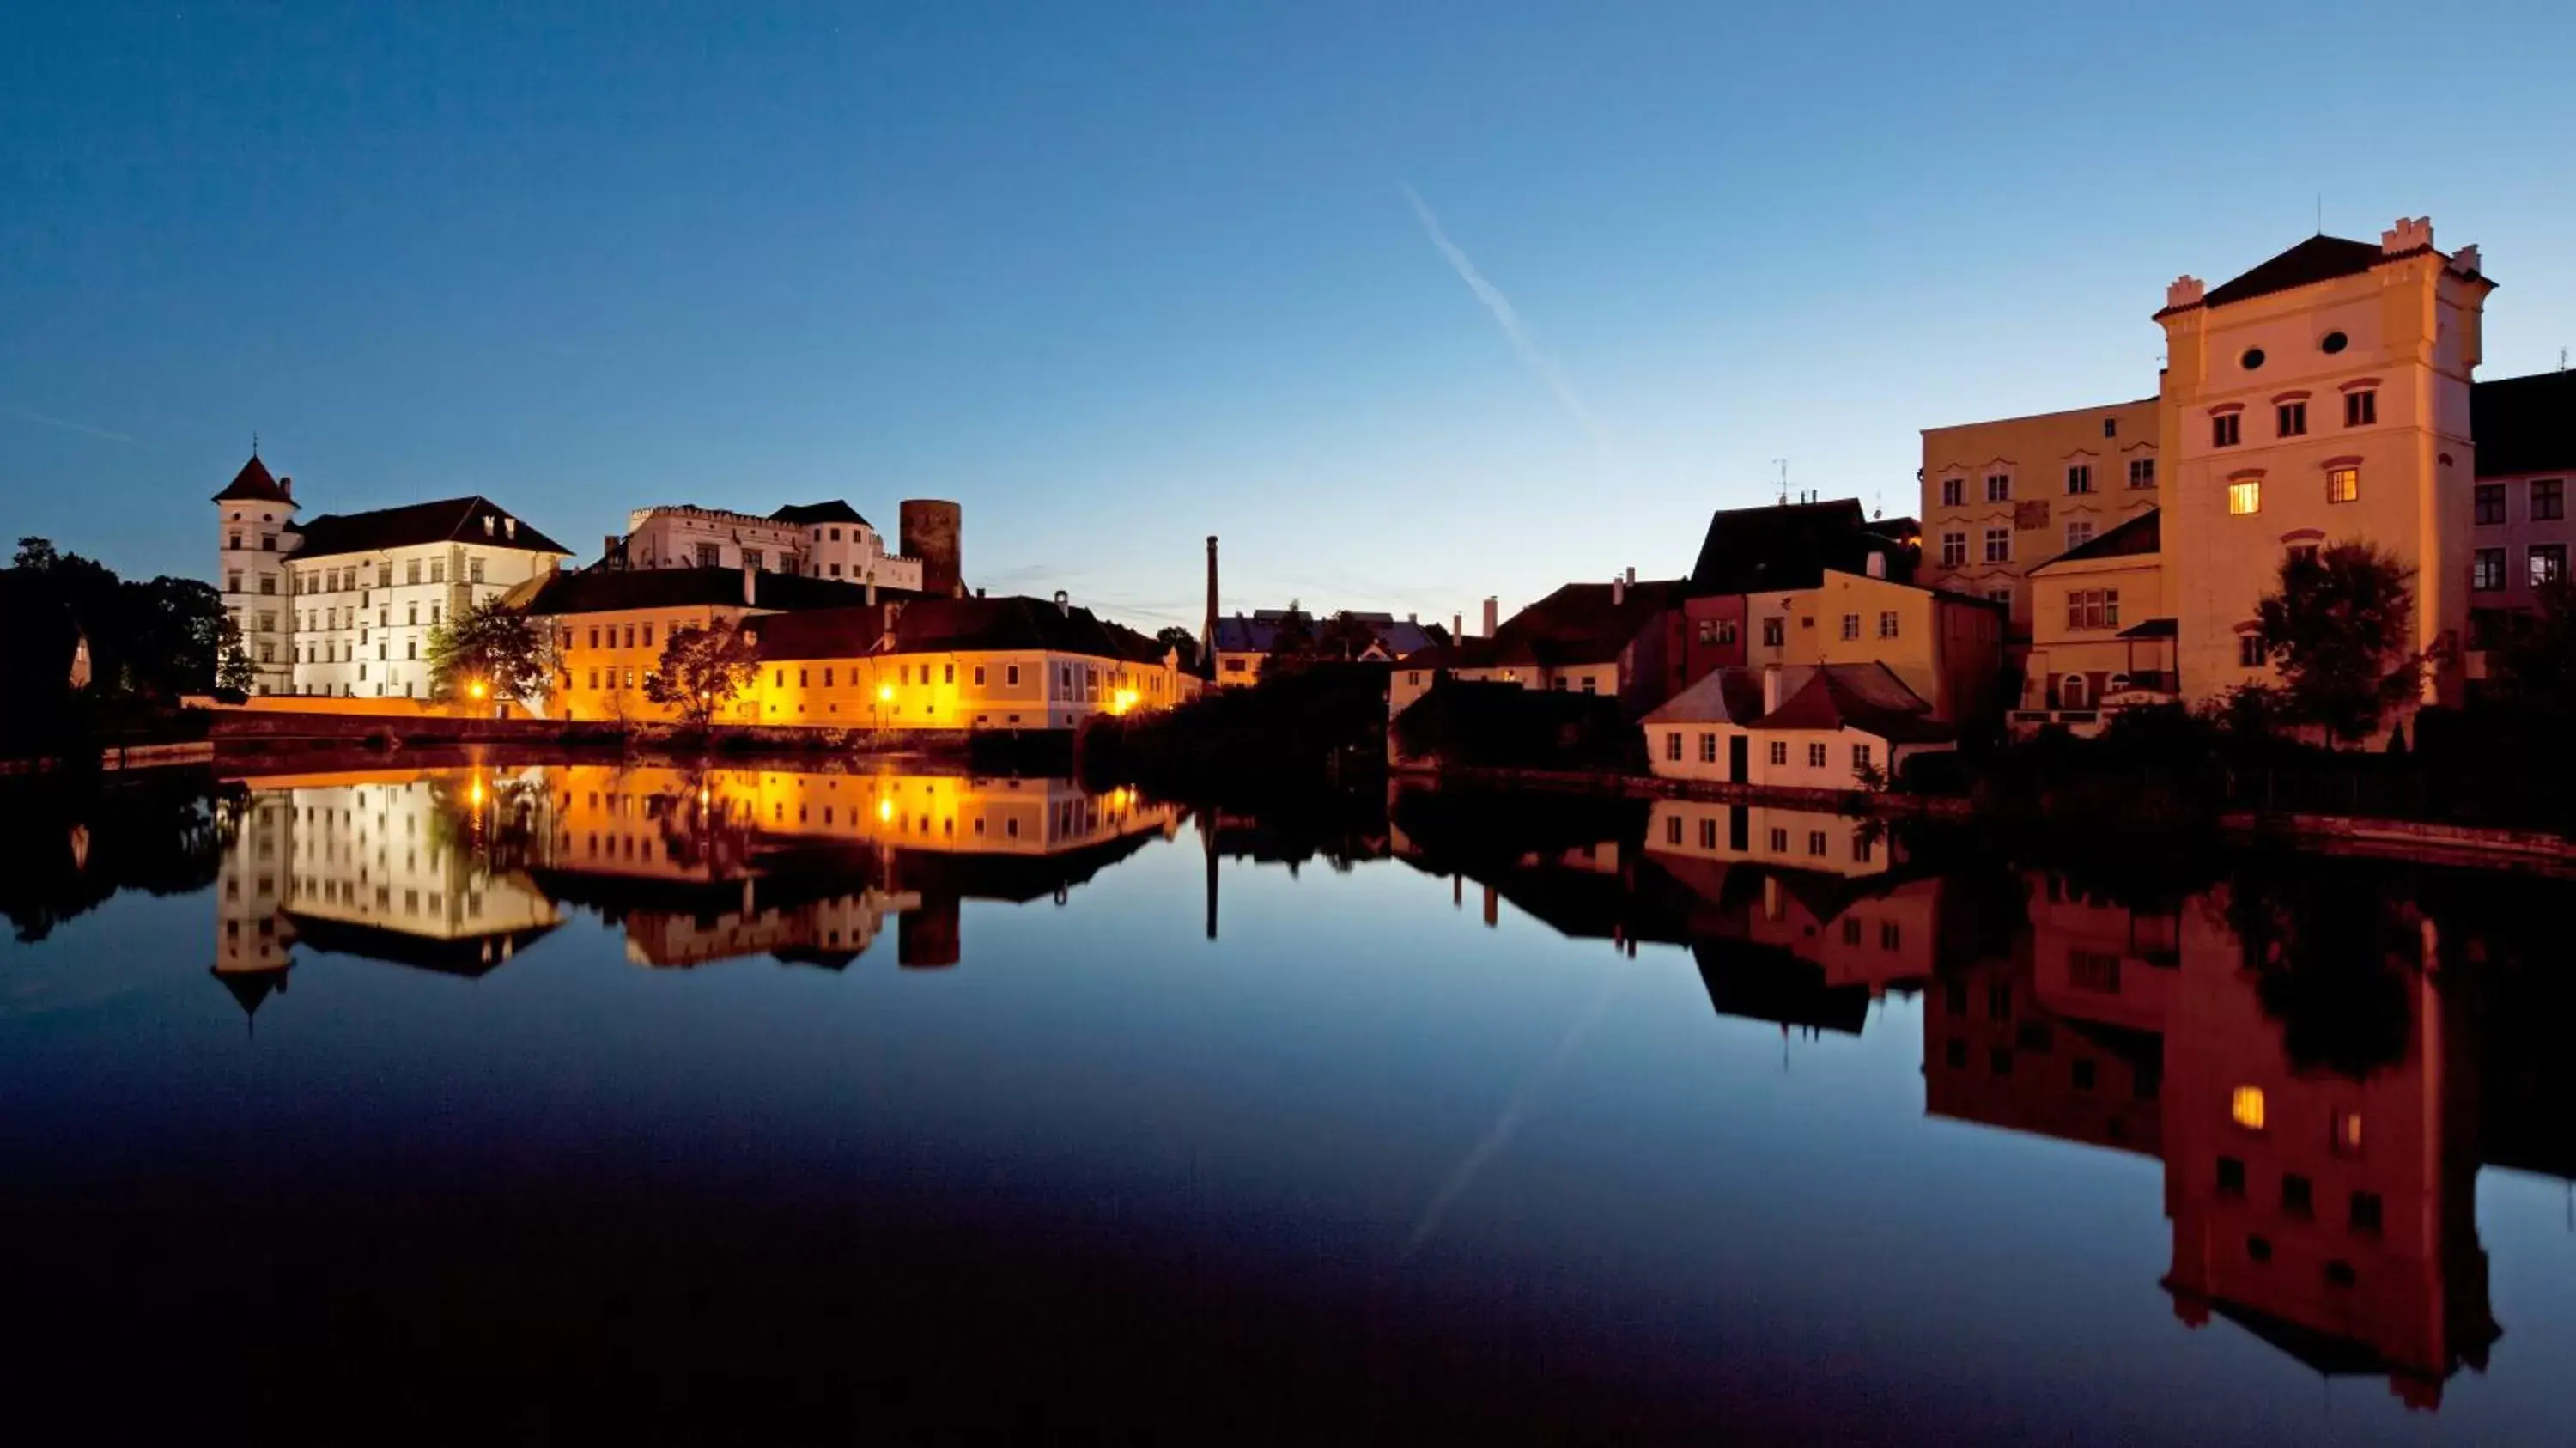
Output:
[278, 475, 293, 499]
[1482, 597, 1499, 636]
[1613, 574, 1626, 606]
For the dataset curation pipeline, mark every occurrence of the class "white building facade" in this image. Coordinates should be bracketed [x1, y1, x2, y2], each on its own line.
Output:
[213, 455, 572, 699]
[620, 501, 926, 592]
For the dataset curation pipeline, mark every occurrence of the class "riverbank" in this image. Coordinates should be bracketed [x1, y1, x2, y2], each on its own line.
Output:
[1399, 760, 2576, 871]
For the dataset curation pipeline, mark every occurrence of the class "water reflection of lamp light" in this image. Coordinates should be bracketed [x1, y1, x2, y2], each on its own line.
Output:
[468, 776, 488, 808]
[878, 684, 895, 703]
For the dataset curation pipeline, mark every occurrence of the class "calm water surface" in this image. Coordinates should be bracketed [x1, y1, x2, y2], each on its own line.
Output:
[4, 758, 2572, 1442]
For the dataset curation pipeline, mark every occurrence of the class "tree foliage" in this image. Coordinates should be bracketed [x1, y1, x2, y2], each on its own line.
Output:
[1154, 625, 1200, 672]
[2251, 541, 2421, 744]
[425, 596, 560, 708]
[2486, 574, 2576, 721]
[3, 537, 240, 713]
[644, 623, 760, 729]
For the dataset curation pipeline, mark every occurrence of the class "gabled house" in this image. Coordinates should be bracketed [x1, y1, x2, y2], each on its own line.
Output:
[1642, 663, 1954, 790]
[1389, 576, 1687, 718]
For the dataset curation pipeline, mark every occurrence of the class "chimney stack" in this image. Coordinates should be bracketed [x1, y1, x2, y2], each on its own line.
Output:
[1452, 612, 1463, 642]
[1613, 575, 1626, 606]
[1867, 551, 1886, 579]
[605, 535, 620, 568]
[1625, 566, 1636, 586]
[1203, 535, 1219, 677]
[279, 475, 293, 499]
[1763, 664, 1783, 715]
[1055, 588, 1071, 618]
[1482, 597, 1499, 637]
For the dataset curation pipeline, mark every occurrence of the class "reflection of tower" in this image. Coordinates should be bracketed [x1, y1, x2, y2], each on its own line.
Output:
[2162, 895, 2494, 1409]
[1203, 812, 1218, 940]
[212, 794, 296, 1030]
[899, 499, 963, 599]
[898, 893, 962, 969]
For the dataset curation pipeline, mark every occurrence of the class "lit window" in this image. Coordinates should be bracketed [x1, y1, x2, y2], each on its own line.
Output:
[2231, 1086, 2266, 1130]
[2531, 544, 2566, 589]
[2473, 548, 2506, 592]
[2332, 1111, 2363, 1156]
[2227, 480, 2262, 515]
[2326, 467, 2358, 503]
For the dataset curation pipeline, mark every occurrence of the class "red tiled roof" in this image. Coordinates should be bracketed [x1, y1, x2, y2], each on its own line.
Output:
[211, 454, 293, 505]
[1754, 667, 1952, 743]
[2199, 235, 2387, 310]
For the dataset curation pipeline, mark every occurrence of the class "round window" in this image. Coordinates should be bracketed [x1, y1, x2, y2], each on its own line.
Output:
[2240, 347, 2266, 370]
[2321, 331, 2348, 355]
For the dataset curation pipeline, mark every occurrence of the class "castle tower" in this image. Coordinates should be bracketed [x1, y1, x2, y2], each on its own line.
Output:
[899, 499, 963, 598]
[211, 453, 301, 697]
[2158, 219, 2494, 718]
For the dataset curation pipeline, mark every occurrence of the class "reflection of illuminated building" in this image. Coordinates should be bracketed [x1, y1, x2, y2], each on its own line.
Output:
[530, 764, 1180, 970]
[2161, 889, 2494, 1411]
[1927, 872, 2497, 1409]
[212, 793, 295, 1022]
[1642, 803, 1939, 1032]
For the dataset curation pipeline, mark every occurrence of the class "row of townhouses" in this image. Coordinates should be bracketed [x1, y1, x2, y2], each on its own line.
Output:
[1379, 216, 2574, 786]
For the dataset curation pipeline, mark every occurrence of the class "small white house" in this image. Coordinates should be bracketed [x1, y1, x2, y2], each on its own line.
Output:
[1643, 664, 1955, 791]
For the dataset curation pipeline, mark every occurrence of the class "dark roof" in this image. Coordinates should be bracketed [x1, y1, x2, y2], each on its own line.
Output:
[209, 964, 289, 1018]
[1212, 609, 1438, 658]
[769, 501, 871, 528]
[523, 566, 881, 617]
[1753, 667, 1952, 743]
[1688, 499, 1911, 595]
[1493, 579, 1689, 667]
[752, 594, 1146, 663]
[1642, 666, 1770, 725]
[285, 912, 558, 977]
[2035, 508, 2161, 570]
[2118, 618, 2178, 640]
[212, 454, 294, 505]
[2473, 372, 2576, 478]
[292, 496, 572, 560]
[2198, 234, 2389, 310]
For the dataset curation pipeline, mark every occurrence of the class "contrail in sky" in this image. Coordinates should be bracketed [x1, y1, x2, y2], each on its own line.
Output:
[1400, 183, 1609, 458]
[6, 408, 142, 447]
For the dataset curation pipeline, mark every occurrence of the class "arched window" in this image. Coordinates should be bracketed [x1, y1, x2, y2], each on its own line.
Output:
[2061, 673, 2089, 709]
[2106, 672, 2131, 697]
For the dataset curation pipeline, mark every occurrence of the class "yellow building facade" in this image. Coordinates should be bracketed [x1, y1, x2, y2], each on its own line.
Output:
[1920, 398, 2163, 639]
[1745, 569, 2002, 724]
[2160, 222, 2492, 715]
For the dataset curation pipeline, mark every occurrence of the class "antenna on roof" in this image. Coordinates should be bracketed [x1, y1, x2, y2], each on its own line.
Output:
[2315, 192, 2323, 236]
[251, 431, 259, 459]
[1773, 459, 1789, 505]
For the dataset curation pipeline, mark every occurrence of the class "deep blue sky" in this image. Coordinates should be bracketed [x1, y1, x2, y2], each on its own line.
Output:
[5, 2, 2572, 631]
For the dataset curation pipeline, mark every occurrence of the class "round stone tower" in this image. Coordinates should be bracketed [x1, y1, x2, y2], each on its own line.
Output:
[900, 499, 963, 598]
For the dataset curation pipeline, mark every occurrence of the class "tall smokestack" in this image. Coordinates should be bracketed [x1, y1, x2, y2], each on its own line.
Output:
[1482, 597, 1499, 637]
[1202, 535, 1219, 678]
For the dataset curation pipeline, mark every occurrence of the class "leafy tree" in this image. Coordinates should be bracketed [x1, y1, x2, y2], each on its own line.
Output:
[2487, 574, 2576, 720]
[216, 618, 257, 697]
[644, 623, 759, 728]
[2251, 541, 2421, 745]
[1315, 611, 1383, 661]
[14, 537, 60, 571]
[426, 596, 560, 709]
[1154, 625, 1200, 672]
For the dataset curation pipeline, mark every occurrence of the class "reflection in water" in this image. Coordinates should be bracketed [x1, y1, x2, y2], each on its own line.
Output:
[216, 763, 1183, 983]
[9, 764, 2573, 1433]
[1383, 790, 2542, 1414]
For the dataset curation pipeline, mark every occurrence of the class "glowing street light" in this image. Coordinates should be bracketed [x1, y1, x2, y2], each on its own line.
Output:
[467, 680, 489, 700]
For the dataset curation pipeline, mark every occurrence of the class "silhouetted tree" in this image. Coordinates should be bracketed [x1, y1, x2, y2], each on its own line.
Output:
[2252, 541, 2421, 744]
[645, 623, 759, 728]
[426, 596, 561, 709]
